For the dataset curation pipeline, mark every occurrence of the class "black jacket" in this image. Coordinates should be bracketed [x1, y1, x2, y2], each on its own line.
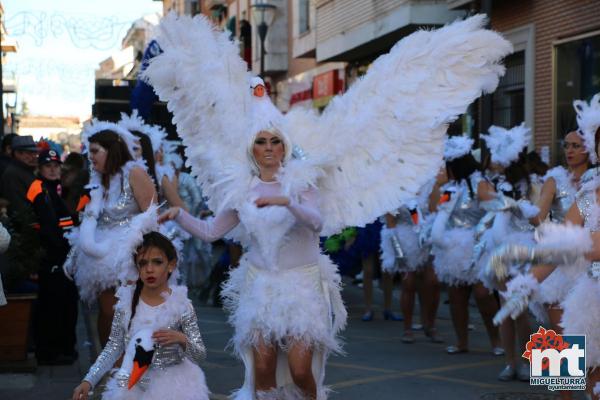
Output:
[0, 159, 35, 216]
[27, 178, 74, 268]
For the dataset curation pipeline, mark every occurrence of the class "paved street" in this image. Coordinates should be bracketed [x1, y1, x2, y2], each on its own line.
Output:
[0, 280, 585, 400]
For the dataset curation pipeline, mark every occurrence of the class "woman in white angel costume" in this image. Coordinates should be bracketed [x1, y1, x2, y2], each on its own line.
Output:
[488, 93, 600, 398]
[64, 121, 156, 346]
[146, 12, 511, 400]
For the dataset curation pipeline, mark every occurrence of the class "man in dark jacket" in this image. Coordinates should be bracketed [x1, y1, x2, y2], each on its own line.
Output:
[0, 135, 38, 216]
[28, 149, 79, 365]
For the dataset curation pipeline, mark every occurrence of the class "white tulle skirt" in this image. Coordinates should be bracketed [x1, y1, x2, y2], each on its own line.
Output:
[102, 358, 209, 400]
[561, 274, 600, 367]
[221, 254, 347, 400]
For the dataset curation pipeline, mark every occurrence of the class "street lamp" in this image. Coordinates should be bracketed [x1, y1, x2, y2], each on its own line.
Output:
[251, 0, 276, 78]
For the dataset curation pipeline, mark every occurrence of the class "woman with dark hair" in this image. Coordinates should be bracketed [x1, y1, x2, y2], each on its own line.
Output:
[430, 136, 502, 355]
[477, 123, 538, 381]
[64, 121, 156, 346]
[130, 130, 160, 193]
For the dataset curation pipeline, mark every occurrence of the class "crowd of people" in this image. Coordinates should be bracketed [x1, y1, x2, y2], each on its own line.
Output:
[1, 11, 599, 400]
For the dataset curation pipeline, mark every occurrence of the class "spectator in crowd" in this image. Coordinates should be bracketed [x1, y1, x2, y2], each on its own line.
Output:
[0, 135, 38, 215]
[27, 149, 79, 364]
[0, 133, 17, 177]
[61, 152, 90, 215]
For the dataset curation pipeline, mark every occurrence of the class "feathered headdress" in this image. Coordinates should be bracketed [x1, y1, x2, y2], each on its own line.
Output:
[573, 93, 600, 164]
[444, 135, 474, 161]
[81, 119, 138, 157]
[119, 110, 167, 154]
[162, 140, 183, 169]
[481, 123, 531, 167]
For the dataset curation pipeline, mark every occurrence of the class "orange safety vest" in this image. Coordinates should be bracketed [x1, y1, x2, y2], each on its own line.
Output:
[26, 179, 44, 203]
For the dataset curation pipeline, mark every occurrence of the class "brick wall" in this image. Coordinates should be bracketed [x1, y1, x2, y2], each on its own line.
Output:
[490, 0, 600, 150]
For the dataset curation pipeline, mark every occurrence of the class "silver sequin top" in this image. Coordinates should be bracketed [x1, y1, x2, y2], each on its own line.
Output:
[83, 302, 206, 390]
[546, 167, 578, 223]
[443, 173, 485, 230]
[98, 167, 141, 229]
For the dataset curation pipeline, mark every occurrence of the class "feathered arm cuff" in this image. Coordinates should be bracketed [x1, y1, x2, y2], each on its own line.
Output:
[493, 273, 540, 325]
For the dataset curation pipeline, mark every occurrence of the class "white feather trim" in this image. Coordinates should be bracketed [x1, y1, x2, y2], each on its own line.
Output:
[574, 93, 600, 164]
[534, 222, 593, 254]
[561, 275, 600, 367]
[103, 358, 209, 400]
[517, 199, 540, 219]
[119, 110, 168, 154]
[221, 254, 346, 354]
[480, 122, 531, 167]
[81, 119, 138, 158]
[432, 225, 478, 286]
[444, 135, 474, 161]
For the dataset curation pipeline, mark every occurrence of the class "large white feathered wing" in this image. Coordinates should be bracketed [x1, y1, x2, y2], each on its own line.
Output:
[284, 15, 513, 235]
[142, 13, 254, 212]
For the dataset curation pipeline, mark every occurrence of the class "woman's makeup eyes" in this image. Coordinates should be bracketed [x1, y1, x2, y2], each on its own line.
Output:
[255, 139, 267, 145]
[271, 139, 281, 144]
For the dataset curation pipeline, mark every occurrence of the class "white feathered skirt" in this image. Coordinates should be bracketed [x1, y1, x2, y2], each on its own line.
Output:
[561, 273, 600, 368]
[221, 254, 347, 400]
[430, 210, 479, 286]
[102, 358, 210, 400]
[380, 224, 428, 274]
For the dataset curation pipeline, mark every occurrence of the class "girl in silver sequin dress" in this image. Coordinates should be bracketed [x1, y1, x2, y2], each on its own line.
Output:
[64, 123, 156, 346]
[72, 231, 209, 400]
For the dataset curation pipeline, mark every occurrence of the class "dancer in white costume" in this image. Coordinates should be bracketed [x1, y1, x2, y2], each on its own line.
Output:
[430, 136, 502, 355]
[530, 129, 590, 334]
[72, 227, 209, 400]
[489, 93, 600, 398]
[145, 12, 511, 399]
[64, 121, 156, 346]
[380, 186, 441, 343]
[476, 123, 539, 381]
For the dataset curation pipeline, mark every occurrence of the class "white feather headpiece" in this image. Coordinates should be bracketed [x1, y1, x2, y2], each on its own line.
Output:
[119, 110, 167, 153]
[481, 122, 531, 167]
[163, 140, 183, 170]
[573, 93, 600, 164]
[444, 135, 474, 161]
[81, 119, 138, 158]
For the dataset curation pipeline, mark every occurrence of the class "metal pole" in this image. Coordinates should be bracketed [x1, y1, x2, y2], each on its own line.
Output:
[258, 21, 268, 77]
